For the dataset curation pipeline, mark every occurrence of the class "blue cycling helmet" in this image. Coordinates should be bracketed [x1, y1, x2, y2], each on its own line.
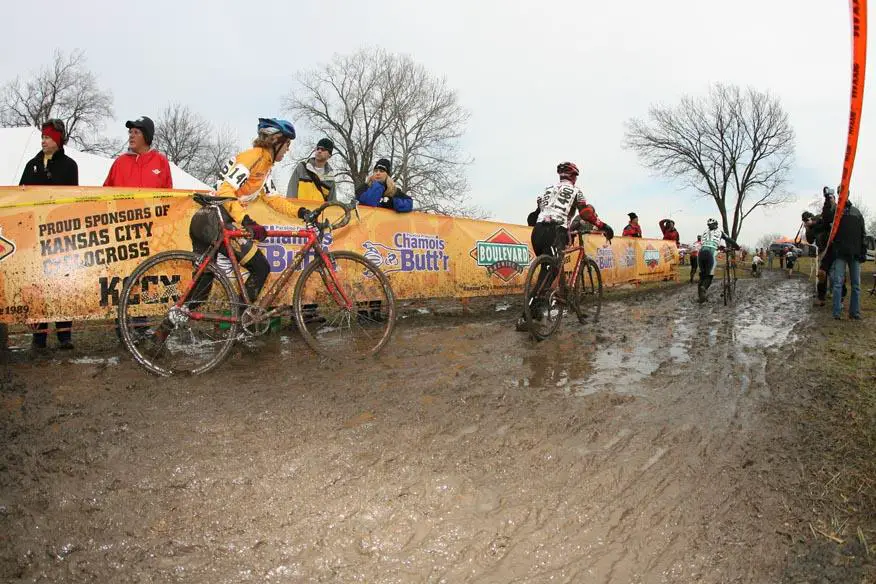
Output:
[257, 118, 296, 140]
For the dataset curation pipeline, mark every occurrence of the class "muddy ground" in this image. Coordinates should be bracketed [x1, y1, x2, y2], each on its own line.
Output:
[1, 270, 873, 583]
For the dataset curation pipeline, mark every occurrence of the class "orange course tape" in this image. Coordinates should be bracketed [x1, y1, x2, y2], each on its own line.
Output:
[828, 0, 867, 247]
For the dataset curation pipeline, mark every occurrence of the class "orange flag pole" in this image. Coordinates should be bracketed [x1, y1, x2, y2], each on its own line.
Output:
[827, 0, 868, 247]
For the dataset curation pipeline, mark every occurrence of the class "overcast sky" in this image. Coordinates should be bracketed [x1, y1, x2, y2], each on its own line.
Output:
[1, 0, 872, 246]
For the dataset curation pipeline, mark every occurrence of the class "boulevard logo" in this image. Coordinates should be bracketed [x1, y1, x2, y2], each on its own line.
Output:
[469, 229, 532, 282]
[643, 244, 660, 269]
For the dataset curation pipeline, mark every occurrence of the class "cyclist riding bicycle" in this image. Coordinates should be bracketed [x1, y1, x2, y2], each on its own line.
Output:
[751, 253, 764, 277]
[697, 218, 739, 303]
[515, 161, 614, 330]
[189, 118, 302, 302]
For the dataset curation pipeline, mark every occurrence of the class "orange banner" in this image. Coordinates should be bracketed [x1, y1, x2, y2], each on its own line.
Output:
[829, 0, 868, 247]
[0, 187, 678, 323]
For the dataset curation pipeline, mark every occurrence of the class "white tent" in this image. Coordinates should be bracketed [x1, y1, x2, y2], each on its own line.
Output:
[0, 127, 209, 189]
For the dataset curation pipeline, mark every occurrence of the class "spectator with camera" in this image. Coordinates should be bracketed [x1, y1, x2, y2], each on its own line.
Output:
[803, 186, 843, 305]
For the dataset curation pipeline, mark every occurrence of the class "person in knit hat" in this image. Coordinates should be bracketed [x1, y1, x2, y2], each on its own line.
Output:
[286, 137, 337, 201]
[103, 116, 173, 188]
[18, 119, 79, 350]
[622, 212, 642, 238]
[355, 158, 397, 207]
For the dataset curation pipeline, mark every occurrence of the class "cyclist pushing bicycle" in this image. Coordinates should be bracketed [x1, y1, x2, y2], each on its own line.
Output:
[697, 218, 740, 303]
[516, 162, 614, 331]
[118, 117, 397, 376]
[188, 117, 301, 303]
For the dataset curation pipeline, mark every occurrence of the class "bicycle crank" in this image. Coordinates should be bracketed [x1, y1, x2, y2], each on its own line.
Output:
[240, 306, 272, 336]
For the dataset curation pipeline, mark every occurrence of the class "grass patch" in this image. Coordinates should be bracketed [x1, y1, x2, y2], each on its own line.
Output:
[790, 269, 876, 569]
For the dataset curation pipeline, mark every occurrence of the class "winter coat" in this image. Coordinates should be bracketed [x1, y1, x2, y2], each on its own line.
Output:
[19, 148, 79, 186]
[103, 149, 173, 188]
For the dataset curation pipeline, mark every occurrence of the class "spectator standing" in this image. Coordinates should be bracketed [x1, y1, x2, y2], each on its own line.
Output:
[622, 212, 642, 237]
[659, 218, 680, 246]
[286, 137, 337, 201]
[19, 119, 78, 350]
[828, 201, 866, 320]
[104, 116, 173, 188]
[103, 116, 172, 337]
[804, 187, 843, 305]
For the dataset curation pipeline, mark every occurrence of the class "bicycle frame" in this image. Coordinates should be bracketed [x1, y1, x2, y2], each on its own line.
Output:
[174, 219, 351, 326]
[557, 233, 589, 298]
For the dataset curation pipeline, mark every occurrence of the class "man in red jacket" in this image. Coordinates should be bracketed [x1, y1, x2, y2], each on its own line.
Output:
[103, 116, 173, 188]
[622, 212, 642, 238]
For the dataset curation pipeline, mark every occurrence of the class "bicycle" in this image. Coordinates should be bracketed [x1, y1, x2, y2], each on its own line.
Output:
[522, 226, 603, 340]
[721, 248, 738, 305]
[117, 195, 396, 376]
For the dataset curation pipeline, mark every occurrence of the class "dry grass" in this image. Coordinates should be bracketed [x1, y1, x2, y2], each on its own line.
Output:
[794, 273, 876, 555]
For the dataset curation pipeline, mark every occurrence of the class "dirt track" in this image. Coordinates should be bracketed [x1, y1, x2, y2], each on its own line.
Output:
[1, 272, 826, 582]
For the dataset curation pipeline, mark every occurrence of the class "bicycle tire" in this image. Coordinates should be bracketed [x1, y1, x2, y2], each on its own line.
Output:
[571, 257, 603, 323]
[118, 250, 240, 377]
[523, 255, 565, 340]
[293, 251, 396, 359]
[723, 264, 732, 306]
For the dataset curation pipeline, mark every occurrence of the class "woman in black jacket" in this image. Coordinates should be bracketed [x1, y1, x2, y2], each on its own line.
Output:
[19, 119, 79, 350]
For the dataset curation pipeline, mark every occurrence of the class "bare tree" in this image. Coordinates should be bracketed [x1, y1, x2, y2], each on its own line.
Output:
[154, 103, 239, 186]
[284, 48, 479, 216]
[624, 84, 796, 241]
[0, 49, 114, 152]
[756, 232, 782, 251]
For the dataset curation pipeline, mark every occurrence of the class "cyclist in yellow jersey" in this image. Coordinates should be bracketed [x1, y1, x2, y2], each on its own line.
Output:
[190, 118, 299, 302]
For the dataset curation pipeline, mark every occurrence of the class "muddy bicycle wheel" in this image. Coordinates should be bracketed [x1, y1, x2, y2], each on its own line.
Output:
[523, 255, 565, 340]
[722, 266, 733, 306]
[571, 257, 603, 324]
[293, 251, 396, 359]
[118, 251, 240, 377]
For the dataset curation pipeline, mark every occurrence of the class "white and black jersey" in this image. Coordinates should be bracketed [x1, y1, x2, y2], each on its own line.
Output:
[535, 180, 587, 226]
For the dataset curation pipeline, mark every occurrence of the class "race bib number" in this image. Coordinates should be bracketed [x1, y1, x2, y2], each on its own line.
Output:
[219, 159, 250, 189]
[263, 175, 277, 195]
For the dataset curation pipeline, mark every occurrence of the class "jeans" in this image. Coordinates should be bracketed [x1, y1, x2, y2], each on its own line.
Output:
[831, 255, 861, 318]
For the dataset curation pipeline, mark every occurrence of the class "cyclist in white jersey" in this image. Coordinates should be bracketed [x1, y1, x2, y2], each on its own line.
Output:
[697, 218, 740, 303]
[516, 162, 614, 330]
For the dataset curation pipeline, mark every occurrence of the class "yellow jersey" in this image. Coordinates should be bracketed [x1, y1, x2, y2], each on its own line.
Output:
[215, 147, 299, 222]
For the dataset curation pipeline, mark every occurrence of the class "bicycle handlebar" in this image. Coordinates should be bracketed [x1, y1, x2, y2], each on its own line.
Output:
[297, 201, 352, 231]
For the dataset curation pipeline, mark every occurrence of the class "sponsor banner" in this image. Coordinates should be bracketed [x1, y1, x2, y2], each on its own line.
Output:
[0, 187, 678, 323]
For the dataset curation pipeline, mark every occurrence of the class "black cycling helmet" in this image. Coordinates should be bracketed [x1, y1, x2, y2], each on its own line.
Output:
[556, 162, 580, 177]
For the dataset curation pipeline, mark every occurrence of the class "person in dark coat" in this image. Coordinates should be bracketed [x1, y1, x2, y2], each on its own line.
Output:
[826, 198, 867, 320]
[19, 119, 78, 350]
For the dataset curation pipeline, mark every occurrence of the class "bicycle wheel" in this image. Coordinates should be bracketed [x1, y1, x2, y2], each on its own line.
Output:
[118, 251, 240, 376]
[571, 257, 603, 323]
[523, 255, 564, 340]
[722, 265, 732, 306]
[293, 251, 396, 359]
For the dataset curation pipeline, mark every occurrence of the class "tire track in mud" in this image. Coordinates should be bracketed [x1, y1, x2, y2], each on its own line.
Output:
[0, 274, 813, 583]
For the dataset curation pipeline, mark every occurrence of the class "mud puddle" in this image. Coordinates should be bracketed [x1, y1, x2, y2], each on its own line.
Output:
[1, 273, 816, 582]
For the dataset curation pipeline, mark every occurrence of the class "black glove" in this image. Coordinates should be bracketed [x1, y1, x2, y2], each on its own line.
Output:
[241, 215, 267, 241]
[602, 224, 614, 242]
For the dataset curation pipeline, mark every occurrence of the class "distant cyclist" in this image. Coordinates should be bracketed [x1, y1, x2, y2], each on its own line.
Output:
[751, 253, 763, 277]
[697, 218, 739, 303]
[784, 248, 797, 275]
[516, 162, 614, 330]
